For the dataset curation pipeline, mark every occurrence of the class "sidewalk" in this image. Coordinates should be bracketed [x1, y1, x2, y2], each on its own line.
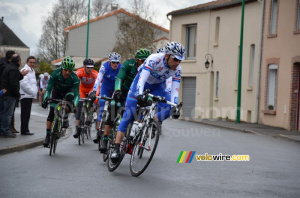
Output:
[0, 103, 73, 155]
[1, 103, 300, 155]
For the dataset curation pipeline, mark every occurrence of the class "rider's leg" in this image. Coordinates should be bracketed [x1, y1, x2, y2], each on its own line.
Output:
[74, 101, 83, 138]
[43, 107, 54, 147]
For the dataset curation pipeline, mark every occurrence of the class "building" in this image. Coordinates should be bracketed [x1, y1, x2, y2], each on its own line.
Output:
[259, 0, 300, 130]
[60, 8, 169, 69]
[0, 17, 30, 65]
[167, 0, 263, 123]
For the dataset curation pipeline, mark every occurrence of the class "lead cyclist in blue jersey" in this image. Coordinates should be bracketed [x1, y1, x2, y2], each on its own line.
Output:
[92, 52, 122, 143]
[110, 42, 185, 162]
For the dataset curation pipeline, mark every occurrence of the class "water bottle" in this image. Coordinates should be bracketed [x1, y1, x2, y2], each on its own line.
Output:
[130, 121, 139, 137]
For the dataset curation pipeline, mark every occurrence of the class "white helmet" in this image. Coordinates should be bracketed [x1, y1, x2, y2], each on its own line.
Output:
[164, 42, 186, 60]
[39, 74, 44, 78]
[108, 52, 121, 62]
[43, 72, 49, 77]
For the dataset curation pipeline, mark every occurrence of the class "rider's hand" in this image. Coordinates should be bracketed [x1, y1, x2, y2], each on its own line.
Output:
[89, 91, 97, 102]
[171, 107, 180, 119]
[41, 99, 48, 109]
[137, 95, 147, 107]
[113, 90, 122, 102]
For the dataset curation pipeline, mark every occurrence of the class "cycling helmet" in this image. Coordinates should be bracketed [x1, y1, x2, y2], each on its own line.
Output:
[62, 56, 75, 70]
[83, 58, 94, 67]
[156, 48, 165, 53]
[164, 42, 186, 60]
[135, 48, 151, 60]
[39, 74, 44, 78]
[108, 52, 121, 62]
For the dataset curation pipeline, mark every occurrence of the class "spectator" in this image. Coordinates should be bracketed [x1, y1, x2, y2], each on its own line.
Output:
[0, 54, 27, 138]
[37, 74, 43, 105]
[0, 89, 6, 97]
[39, 72, 49, 105]
[0, 50, 24, 134]
[19, 56, 37, 135]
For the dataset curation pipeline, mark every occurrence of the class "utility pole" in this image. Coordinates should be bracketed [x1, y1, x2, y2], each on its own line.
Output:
[236, 0, 245, 123]
[86, 0, 91, 59]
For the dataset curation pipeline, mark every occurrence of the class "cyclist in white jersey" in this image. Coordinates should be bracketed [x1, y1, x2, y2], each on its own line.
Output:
[110, 42, 185, 162]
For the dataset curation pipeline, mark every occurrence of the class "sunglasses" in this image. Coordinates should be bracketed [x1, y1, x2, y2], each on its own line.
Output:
[171, 56, 181, 63]
[111, 62, 119, 64]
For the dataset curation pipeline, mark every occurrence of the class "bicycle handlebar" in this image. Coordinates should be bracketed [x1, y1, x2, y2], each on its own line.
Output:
[96, 96, 113, 100]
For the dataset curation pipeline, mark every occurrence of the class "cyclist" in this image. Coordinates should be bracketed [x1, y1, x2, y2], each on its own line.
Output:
[99, 48, 151, 153]
[110, 42, 185, 162]
[73, 58, 98, 138]
[39, 72, 49, 105]
[42, 56, 80, 147]
[92, 52, 122, 143]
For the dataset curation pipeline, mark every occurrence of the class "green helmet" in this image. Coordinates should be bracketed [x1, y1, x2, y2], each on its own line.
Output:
[62, 56, 75, 70]
[135, 48, 151, 60]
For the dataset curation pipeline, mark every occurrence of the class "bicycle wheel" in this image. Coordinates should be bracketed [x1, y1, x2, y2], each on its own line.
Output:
[107, 145, 125, 172]
[49, 119, 59, 156]
[78, 108, 86, 145]
[130, 120, 160, 177]
[103, 121, 118, 162]
[98, 109, 107, 151]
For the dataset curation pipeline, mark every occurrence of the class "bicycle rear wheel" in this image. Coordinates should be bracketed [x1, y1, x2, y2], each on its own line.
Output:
[130, 120, 160, 177]
[78, 107, 86, 145]
[107, 146, 125, 172]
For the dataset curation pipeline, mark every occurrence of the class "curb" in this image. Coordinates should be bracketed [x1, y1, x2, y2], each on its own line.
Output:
[0, 139, 44, 155]
[183, 119, 300, 143]
[0, 128, 73, 156]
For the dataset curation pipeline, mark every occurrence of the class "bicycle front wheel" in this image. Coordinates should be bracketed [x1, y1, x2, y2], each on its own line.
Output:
[130, 120, 160, 177]
[49, 119, 59, 156]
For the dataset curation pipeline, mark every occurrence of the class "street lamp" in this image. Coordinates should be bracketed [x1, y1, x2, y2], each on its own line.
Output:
[205, 54, 213, 69]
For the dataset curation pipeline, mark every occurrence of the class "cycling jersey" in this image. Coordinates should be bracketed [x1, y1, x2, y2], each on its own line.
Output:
[44, 68, 80, 107]
[118, 53, 182, 133]
[115, 59, 138, 94]
[93, 61, 122, 92]
[40, 77, 49, 90]
[93, 61, 122, 122]
[76, 67, 98, 98]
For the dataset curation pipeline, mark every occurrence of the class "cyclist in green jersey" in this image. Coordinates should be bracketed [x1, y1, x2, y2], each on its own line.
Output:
[41, 56, 80, 147]
[98, 48, 151, 153]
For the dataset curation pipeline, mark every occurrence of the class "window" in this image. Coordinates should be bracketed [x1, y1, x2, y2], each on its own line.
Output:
[214, 17, 220, 46]
[248, 44, 255, 88]
[297, 0, 300, 30]
[215, 71, 219, 98]
[269, 0, 278, 35]
[186, 24, 197, 58]
[267, 64, 278, 110]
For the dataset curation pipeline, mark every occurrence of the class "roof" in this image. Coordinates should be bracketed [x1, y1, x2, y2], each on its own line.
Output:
[64, 8, 169, 34]
[167, 0, 256, 16]
[0, 17, 28, 47]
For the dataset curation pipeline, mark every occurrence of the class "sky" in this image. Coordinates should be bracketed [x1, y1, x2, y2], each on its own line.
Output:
[0, 0, 213, 55]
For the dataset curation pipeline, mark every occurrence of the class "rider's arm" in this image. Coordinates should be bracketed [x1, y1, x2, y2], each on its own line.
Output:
[170, 70, 181, 104]
[93, 66, 105, 91]
[137, 69, 150, 95]
[115, 64, 128, 91]
[73, 77, 80, 107]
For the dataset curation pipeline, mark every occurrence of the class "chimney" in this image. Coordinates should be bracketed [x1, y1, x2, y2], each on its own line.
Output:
[1, 17, 3, 22]
[111, 4, 118, 12]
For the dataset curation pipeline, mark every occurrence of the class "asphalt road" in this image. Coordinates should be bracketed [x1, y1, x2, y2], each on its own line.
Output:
[0, 116, 300, 197]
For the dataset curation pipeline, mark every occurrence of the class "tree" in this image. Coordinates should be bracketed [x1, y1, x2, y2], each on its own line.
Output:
[91, 0, 110, 18]
[36, 0, 110, 63]
[112, 0, 162, 61]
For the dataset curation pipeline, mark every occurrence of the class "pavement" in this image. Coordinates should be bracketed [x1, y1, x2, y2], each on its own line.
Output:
[1, 103, 300, 155]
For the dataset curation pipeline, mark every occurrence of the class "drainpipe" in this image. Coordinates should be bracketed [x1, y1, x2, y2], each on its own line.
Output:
[167, 15, 172, 40]
[256, 0, 265, 124]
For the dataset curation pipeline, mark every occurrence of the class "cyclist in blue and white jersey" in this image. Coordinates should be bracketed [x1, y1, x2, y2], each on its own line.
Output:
[110, 42, 185, 162]
[92, 52, 122, 143]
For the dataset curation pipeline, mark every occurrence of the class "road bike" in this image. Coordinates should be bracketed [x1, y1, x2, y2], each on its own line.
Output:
[46, 98, 73, 156]
[77, 97, 98, 145]
[106, 90, 182, 176]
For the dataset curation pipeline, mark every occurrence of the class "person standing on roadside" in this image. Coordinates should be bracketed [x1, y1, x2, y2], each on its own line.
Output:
[0, 54, 28, 138]
[19, 56, 37, 135]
